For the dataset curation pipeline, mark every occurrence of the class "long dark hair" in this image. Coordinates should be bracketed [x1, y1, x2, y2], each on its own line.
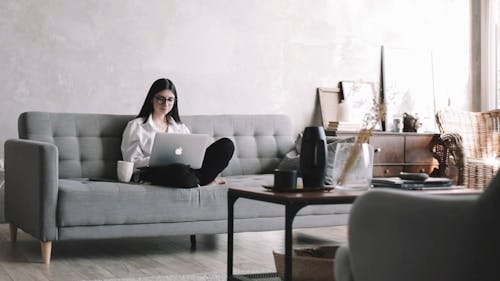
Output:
[137, 78, 181, 123]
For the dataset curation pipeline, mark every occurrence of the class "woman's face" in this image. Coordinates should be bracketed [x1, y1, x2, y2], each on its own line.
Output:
[152, 89, 176, 116]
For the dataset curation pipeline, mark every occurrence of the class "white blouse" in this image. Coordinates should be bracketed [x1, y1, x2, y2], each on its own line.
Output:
[121, 114, 191, 168]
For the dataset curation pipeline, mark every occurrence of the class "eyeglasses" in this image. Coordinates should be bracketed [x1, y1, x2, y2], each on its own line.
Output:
[154, 95, 176, 105]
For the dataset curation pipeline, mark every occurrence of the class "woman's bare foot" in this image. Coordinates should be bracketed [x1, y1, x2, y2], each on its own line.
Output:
[209, 177, 226, 185]
[215, 177, 226, 184]
[205, 177, 226, 186]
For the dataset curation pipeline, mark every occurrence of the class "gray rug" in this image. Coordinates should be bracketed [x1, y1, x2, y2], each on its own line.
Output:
[91, 272, 225, 281]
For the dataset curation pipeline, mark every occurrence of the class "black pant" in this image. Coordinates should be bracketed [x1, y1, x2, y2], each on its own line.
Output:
[145, 138, 235, 188]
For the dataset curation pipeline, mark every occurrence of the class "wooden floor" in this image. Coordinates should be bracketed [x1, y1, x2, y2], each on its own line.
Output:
[0, 223, 347, 281]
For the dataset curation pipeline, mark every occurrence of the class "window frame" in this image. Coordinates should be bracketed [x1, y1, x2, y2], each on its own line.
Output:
[481, 0, 500, 110]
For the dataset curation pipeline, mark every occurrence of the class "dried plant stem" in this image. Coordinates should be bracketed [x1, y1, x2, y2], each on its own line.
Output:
[337, 129, 372, 185]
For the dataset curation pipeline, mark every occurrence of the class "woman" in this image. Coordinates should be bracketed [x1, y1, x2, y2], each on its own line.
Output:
[121, 78, 234, 187]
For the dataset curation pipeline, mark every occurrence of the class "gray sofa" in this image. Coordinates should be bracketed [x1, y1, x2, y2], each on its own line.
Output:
[4, 112, 351, 264]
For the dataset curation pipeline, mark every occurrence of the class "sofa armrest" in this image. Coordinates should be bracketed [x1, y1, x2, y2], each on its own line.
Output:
[5, 139, 59, 241]
[334, 244, 354, 281]
[346, 189, 479, 281]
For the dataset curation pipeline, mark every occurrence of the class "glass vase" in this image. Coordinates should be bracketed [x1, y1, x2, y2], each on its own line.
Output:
[331, 142, 374, 190]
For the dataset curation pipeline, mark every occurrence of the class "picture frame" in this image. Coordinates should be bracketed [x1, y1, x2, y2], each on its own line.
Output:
[317, 87, 341, 128]
[339, 81, 379, 125]
[382, 46, 437, 132]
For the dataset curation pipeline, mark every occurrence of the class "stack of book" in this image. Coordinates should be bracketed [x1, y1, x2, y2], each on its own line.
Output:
[371, 177, 454, 190]
[327, 121, 362, 132]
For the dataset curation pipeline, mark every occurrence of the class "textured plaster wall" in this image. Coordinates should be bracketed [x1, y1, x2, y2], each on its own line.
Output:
[0, 0, 475, 157]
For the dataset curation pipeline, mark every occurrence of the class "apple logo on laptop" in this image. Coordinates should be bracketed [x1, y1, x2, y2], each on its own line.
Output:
[175, 147, 183, 155]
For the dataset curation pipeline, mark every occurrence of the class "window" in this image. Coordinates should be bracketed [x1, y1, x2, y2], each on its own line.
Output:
[482, 0, 500, 110]
[497, 17, 500, 108]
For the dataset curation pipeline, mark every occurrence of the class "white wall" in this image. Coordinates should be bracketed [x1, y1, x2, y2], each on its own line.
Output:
[0, 0, 475, 157]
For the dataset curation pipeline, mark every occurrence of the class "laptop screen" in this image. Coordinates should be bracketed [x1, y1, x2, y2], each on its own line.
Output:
[149, 133, 209, 169]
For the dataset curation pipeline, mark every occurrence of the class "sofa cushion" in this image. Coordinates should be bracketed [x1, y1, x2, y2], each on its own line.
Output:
[57, 179, 200, 227]
[57, 175, 351, 227]
[199, 175, 351, 221]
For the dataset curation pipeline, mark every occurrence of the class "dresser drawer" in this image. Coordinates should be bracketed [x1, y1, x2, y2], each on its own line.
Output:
[405, 135, 436, 163]
[404, 164, 439, 174]
[370, 136, 404, 164]
[373, 165, 404, 177]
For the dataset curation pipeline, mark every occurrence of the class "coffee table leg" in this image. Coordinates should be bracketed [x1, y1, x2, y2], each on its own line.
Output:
[284, 202, 307, 281]
[227, 193, 237, 279]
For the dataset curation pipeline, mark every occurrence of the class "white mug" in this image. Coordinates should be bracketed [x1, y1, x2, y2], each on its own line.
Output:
[117, 160, 134, 182]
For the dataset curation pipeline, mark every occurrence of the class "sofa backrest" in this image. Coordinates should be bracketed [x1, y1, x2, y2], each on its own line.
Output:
[18, 112, 295, 179]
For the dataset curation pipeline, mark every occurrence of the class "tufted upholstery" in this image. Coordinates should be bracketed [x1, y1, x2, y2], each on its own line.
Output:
[18, 112, 295, 179]
[183, 115, 294, 176]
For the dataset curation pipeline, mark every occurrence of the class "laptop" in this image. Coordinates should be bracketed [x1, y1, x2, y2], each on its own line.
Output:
[149, 133, 209, 169]
[371, 177, 457, 190]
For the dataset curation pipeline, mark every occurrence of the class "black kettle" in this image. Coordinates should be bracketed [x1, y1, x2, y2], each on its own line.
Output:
[300, 127, 327, 188]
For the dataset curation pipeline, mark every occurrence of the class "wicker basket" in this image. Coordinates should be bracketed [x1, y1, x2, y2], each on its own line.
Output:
[465, 158, 500, 189]
[273, 246, 339, 281]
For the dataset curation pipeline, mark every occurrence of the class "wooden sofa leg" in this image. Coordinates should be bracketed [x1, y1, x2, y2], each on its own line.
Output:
[9, 223, 17, 243]
[190, 235, 196, 249]
[41, 241, 52, 265]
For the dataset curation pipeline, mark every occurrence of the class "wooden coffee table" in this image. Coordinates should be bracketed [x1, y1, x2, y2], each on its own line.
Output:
[226, 186, 480, 281]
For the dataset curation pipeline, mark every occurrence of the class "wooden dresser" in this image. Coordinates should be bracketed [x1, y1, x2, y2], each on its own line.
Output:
[335, 132, 440, 177]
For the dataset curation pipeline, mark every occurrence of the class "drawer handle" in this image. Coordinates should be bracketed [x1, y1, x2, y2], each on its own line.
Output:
[374, 148, 382, 153]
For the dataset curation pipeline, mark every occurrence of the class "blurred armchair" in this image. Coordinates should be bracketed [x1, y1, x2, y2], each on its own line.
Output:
[335, 171, 500, 281]
[434, 109, 500, 188]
